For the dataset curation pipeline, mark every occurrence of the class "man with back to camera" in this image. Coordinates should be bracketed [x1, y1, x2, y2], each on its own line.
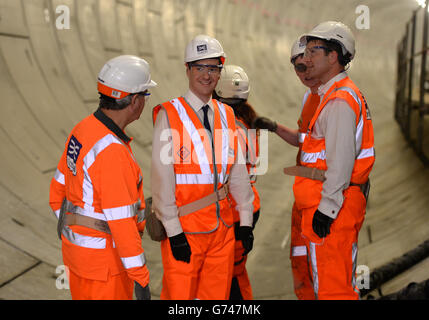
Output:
[49, 55, 156, 300]
[151, 35, 255, 300]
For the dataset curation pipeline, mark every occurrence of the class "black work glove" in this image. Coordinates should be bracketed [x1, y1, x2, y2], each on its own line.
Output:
[253, 117, 278, 132]
[135, 282, 151, 300]
[237, 226, 254, 256]
[169, 232, 192, 263]
[312, 209, 334, 238]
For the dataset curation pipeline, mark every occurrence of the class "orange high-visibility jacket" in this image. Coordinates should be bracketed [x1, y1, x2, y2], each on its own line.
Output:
[293, 76, 375, 210]
[49, 109, 148, 285]
[153, 97, 238, 233]
[232, 119, 260, 222]
[296, 90, 320, 165]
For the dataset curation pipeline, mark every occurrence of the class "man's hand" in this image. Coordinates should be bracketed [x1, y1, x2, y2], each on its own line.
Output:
[169, 232, 192, 263]
[135, 282, 151, 300]
[312, 209, 334, 238]
[253, 117, 278, 132]
[237, 226, 254, 256]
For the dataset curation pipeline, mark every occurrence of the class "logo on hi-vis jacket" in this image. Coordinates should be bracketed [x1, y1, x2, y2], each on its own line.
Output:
[360, 92, 372, 120]
[177, 146, 190, 161]
[66, 135, 82, 175]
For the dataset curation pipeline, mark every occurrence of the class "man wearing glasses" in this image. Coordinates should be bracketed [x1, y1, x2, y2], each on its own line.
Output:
[49, 55, 156, 299]
[151, 34, 254, 300]
[253, 39, 321, 300]
[292, 21, 375, 299]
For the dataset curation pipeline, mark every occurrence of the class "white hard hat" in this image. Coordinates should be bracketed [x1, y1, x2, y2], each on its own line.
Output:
[184, 34, 226, 64]
[215, 65, 250, 100]
[97, 55, 157, 99]
[290, 38, 306, 63]
[300, 21, 355, 60]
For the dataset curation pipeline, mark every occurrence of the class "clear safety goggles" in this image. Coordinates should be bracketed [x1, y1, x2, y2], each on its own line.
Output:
[134, 90, 151, 102]
[294, 63, 307, 73]
[303, 45, 329, 58]
[190, 63, 223, 75]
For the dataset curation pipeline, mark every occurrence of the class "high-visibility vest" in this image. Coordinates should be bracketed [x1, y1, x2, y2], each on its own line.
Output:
[49, 111, 146, 281]
[232, 119, 260, 221]
[293, 76, 375, 209]
[153, 97, 238, 233]
[296, 90, 320, 165]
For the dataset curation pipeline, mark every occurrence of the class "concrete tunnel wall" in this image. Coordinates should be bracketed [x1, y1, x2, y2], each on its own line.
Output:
[0, 0, 428, 299]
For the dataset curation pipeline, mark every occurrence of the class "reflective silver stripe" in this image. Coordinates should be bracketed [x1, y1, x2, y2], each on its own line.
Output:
[357, 147, 375, 160]
[64, 199, 107, 221]
[121, 253, 146, 269]
[54, 169, 65, 185]
[309, 242, 319, 299]
[175, 173, 228, 185]
[62, 226, 106, 249]
[82, 134, 123, 213]
[356, 114, 364, 154]
[352, 243, 359, 294]
[54, 209, 60, 220]
[298, 132, 306, 144]
[334, 87, 365, 156]
[300, 149, 326, 164]
[171, 98, 211, 174]
[335, 87, 362, 114]
[176, 173, 214, 184]
[217, 102, 230, 184]
[291, 245, 307, 257]
[103, 202, 138, 221]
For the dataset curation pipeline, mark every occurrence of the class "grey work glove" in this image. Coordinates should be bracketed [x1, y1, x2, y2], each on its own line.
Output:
[135, 282, 151, 300]
[253, 117, 278, 132]
[169, 232, 192, 263]
[312, 209, 334, 238]
[237, 226, 254, 256]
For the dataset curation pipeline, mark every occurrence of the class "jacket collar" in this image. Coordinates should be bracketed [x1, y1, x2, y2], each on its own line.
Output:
[94, 108, 131, 144]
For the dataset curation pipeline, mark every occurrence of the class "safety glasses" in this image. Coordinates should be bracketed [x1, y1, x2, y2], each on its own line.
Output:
[135, 90, 151, 102]
[303, 45, 329, 58]
[294, 63, 307, 73]
[190, 63, 223, 75]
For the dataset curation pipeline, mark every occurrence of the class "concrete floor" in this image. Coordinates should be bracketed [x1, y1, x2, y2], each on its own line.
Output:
[0, 0, 428, 300]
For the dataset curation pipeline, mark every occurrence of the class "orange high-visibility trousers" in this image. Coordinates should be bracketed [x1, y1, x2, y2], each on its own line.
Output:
[290, 202, 315, 300]
[229, 210, 260, 300]
[230, 236, 252, 300]
[68, 268, 134, 300]
[301, 187, 366, 300]
[160, 221, 235, 300]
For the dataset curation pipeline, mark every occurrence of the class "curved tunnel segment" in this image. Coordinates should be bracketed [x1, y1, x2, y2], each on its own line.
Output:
[0, 0, 428, 299]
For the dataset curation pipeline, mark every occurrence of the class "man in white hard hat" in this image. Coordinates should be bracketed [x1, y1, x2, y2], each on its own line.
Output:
[214, 65, 260, 300]
[253, 39, 321, 300]
[151, 35, 254, 300]
[292, 21, 375, 299]
[49, 55, 156, 300]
